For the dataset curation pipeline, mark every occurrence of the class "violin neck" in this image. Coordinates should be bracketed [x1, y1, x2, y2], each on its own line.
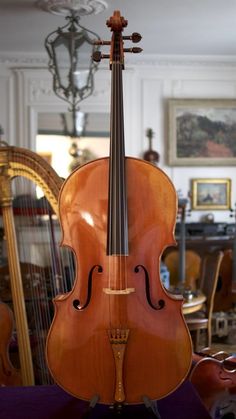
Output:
[107, 61, 129, 256]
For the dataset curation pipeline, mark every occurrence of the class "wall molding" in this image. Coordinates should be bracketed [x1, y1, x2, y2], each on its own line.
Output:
[1, 51, 236, 69]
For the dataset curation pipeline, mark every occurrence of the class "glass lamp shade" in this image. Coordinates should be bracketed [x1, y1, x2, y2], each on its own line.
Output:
[63, 110, 86, 137]
[45, 15, 100, 109]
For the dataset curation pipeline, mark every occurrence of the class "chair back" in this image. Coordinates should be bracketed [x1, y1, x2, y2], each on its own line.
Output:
[199, 250, 224, 317]
[164, 249, 201, 288]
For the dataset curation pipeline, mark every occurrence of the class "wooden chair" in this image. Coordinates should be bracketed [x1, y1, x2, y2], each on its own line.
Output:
[164, 249, 201, 289]
[185, 250, 224, 351]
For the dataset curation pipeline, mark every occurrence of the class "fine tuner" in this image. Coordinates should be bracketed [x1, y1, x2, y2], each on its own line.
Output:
[93, 32, 142, 63]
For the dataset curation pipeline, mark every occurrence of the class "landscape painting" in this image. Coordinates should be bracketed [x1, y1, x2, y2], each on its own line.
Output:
[168, 99, 236, 166]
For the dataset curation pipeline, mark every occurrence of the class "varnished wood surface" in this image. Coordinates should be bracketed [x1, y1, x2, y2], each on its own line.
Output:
[190, 351, 236, 412]
[0, 302, 22, 386]
[46, 157, 193, 404]
[183, 292, 206, 315]
[164, 250, 201, 289]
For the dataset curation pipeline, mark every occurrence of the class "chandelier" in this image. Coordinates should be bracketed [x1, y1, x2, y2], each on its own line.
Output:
[37, 0, 107, 136]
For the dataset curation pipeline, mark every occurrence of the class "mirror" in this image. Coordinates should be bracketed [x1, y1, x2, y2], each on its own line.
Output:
[36, 112, 110, 178]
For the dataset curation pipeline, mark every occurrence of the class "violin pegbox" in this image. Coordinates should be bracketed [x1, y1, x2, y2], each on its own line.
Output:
[93, 10, 142, 67]
[106, 10, 127, 32]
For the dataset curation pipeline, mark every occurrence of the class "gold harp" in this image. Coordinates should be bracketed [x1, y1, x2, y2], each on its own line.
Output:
[0, 142, 72, 385]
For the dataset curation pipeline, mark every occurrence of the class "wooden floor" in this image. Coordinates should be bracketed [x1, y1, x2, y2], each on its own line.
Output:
[194, 332, 236, 354]
[211, 341, 236, 354]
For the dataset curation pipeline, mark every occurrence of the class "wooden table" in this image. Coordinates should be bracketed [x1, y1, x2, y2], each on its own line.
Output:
[183, 292, 206, 315]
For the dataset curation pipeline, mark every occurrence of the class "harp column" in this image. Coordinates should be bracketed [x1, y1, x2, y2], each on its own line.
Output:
[0, 149, 34, 385]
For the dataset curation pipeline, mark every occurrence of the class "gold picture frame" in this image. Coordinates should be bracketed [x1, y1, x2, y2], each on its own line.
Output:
[191, 178, 231, 210]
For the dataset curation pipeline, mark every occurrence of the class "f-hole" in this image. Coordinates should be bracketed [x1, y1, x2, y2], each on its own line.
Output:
[134, 265, 165, 310]
[73, 265, 103, 310]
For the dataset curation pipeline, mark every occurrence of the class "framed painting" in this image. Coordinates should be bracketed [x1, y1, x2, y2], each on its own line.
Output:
[191, 178, 231, 210]
[168, 99, 236, 166]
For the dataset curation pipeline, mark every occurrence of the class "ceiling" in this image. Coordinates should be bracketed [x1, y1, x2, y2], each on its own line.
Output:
[0, 0, 236, 57]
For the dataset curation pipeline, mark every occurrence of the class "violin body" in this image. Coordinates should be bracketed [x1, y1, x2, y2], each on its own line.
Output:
[190, 352, 236, 414]
[46, 157, 192, 404]
[0, 302, 21, 386]
[47, 10, 192, 405]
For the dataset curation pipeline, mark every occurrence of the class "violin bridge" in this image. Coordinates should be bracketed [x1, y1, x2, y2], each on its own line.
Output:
[108, 328, 130, 403]
[103, 288, 135, 295]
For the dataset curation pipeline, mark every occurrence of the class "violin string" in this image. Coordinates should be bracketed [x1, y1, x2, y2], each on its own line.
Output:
[118, 59, 125, 328]
[121, 60, 128, 294]
[117, 61, 124, 328]
[115, 61, 121, 327]
[114, 61, 118, 293]
[108, 59, 114, 330]
[118, 59, 128, 297]
[117, 61, 122, 295]
[117, 62, 124, 328]
[108, 56, 129, 328]
[121, 59, 129, 328]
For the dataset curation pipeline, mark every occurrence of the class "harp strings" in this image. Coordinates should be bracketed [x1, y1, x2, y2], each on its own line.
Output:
[11, 175, 51, 384]
[2, 150, 75, 384]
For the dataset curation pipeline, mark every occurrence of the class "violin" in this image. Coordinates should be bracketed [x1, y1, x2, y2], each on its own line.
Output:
[190, 350, 236, 416]
[0, 301, 21, 386]
[46, 10, 192, 405]
[143, 128, 160, 165]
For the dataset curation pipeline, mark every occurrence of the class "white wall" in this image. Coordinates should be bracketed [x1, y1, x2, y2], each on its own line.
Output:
[0, 53, 236, 223]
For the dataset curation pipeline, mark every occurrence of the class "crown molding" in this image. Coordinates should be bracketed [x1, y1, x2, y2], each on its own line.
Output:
[1, 51, 236, 69]
[0, 52, 48, 67]
[125, 53, 236, 68]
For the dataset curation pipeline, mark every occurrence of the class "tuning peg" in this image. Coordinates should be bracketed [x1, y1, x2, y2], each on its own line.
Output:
[123, 47, 143, 54]
[92, 51, 110, 62]
[94, 40, 111, 46]
[123, 32, 142, 43]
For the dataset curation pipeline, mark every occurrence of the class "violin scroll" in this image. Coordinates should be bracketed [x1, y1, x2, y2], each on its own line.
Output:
[92, 11, 142, 65]
[106, 10, 127, 32]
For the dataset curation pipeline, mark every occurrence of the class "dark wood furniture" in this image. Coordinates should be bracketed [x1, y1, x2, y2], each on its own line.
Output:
[175, 222, 234, 257]
[185, 250, 224, 351]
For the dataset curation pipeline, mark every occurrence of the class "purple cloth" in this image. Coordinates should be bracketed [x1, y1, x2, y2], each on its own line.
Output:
[0, 381, 211, 419]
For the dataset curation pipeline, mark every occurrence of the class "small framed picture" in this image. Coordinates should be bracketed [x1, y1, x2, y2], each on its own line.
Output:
[191, 178, 231, 210]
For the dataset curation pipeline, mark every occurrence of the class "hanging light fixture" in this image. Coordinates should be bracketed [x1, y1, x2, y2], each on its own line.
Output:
[37, 0, 107, 137]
